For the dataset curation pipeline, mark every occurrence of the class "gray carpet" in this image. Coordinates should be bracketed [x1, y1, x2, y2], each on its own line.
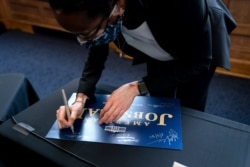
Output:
[0, 29, 249, 125]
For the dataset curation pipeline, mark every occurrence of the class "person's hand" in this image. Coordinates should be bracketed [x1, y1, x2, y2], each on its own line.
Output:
[99, 81, 140, 124]
[56, 93, 87, 129]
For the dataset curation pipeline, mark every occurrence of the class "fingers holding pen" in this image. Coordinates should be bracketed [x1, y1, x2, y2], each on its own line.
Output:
[56, 106, 66, 129]
[56, 106, 76, 129]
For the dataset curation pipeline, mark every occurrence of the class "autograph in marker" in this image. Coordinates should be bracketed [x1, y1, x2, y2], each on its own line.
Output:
[148, 129, 178, 145]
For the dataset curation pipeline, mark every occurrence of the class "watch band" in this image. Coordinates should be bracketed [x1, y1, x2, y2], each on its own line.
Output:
[138, 80, 148, 95]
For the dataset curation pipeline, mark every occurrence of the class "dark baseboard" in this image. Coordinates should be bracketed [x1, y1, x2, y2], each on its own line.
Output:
[0, 22, 6, 34]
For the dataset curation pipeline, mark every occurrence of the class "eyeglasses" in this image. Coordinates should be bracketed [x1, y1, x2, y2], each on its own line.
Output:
[76, 5, 117, 44]
[76, 17, 106, 44]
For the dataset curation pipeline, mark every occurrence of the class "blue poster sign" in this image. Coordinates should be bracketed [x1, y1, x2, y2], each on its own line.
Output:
[46, 93, 183, 150]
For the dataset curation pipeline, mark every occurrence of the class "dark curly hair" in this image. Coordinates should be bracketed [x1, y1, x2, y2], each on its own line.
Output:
[48, 0, 118, 19]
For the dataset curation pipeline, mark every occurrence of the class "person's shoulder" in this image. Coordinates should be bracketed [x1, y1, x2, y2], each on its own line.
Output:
[207, 0, 237, 33]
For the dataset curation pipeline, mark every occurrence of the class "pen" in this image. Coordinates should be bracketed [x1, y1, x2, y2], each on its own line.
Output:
[61, 89, 75, 134]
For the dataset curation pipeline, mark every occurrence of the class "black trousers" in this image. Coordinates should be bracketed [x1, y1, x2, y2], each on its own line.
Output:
[176, 66, 216, 112]
[146, 59, 216, 112]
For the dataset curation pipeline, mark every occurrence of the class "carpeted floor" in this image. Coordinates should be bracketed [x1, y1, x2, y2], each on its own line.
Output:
[0, 29, 249, 125]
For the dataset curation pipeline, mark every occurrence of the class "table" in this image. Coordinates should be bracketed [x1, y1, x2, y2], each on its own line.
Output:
[0, 73, 39, 123]
[0, 78, 249, 167]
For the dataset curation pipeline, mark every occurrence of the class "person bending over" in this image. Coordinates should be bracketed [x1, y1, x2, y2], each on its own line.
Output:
[48, 0, 236, 128]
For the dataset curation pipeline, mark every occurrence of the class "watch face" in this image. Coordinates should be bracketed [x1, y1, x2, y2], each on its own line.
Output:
[138, 81, 148, 95]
